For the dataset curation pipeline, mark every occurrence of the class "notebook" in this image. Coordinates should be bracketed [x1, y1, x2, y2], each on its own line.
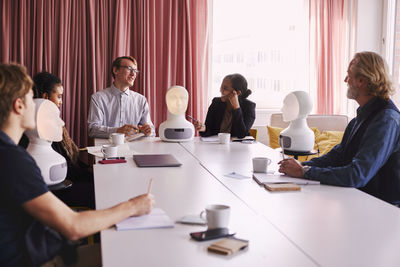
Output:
[116, 208, 174, 231]
[253, 173, 320, 185]
[133, 154, 182, 167]
[126, 132, 145, 142]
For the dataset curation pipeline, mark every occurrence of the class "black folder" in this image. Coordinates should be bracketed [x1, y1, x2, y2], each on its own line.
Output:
[133, 154, 182, 167]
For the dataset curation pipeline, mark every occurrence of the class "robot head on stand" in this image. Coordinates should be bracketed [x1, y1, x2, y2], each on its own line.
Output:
[25, 99, 67, 185]
[166, 86, 189, 116]
[280, 91, 314, 152]
[159, 85, 194, 142]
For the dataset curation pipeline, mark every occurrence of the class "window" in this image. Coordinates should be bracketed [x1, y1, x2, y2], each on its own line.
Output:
[385, 0, 400, 107]
[211, 0, 309, 110]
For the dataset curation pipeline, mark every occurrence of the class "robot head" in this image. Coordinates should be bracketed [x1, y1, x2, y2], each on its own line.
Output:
[25, 99, 64, 142]
[281, 91, 312, 122]
[166, 86, 189, 116]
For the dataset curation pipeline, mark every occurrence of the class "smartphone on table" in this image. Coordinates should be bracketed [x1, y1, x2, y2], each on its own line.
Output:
[190, 228, 235, 241]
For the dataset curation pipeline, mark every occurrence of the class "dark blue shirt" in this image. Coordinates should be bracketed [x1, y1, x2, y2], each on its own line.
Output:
[303, 98, 400, 201]
[0, 130, 48, 266]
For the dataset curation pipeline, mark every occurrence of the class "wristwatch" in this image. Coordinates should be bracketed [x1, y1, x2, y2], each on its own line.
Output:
[302, 165, 311, 177]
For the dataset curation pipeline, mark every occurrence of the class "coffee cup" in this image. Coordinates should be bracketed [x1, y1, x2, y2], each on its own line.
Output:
[252, 157, 272, 173]
[101, 144, 118, 158]
[200, 204, 230, 229]
[218, 133, 230, 144]
[111, 133, 125, 145]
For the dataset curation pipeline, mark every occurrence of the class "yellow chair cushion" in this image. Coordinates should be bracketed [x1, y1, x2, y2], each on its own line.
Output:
[315, 130, 344, 155]
[267, 126, 344, 162]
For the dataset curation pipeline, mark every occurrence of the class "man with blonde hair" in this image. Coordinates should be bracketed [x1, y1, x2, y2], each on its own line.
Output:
[0, 63, 155, 266]
[279, 51, 400, 205]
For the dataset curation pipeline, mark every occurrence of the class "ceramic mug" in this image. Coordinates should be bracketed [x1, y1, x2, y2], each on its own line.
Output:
[218, 133, 231, 144]
[101, 144, 118, 158]
[111, 133, 125, 145]
[200, 204, 230, 229]
[252, 157, 272, 173]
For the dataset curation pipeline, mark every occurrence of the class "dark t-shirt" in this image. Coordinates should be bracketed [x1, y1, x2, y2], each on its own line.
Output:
[0, 131, 48, 266]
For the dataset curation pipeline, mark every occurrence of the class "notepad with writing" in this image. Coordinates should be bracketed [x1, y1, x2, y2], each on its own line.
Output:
[253, 173, 320, 186]
[116, 208, 174, 231]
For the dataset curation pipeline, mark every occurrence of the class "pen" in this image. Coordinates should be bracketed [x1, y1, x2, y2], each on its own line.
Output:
[186, 114, 198, 123]
[279, 135, 286, 160]
[147, 178, 153, 194]
[103, 157, 125, 160]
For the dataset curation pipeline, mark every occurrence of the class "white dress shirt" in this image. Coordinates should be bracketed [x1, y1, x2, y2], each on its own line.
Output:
[88, 84, 155, 138]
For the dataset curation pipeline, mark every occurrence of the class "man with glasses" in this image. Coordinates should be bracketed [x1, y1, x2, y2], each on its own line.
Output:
[88, 56, 155, 138]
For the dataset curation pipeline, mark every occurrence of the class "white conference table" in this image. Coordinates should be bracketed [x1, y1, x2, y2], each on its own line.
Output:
[94, 138, 317, 267]
[180, 138, 400, 267]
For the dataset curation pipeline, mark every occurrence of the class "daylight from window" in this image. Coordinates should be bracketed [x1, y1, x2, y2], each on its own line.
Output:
[211, 0, 309, 110]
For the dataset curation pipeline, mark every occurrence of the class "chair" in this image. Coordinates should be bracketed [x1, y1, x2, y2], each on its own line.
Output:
[269, 113, 348, 132]
[249, 128, 258, 140]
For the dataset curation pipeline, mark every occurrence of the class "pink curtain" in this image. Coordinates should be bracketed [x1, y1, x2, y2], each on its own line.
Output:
[0, 0, 209, 146]
[309, 0, 356, 114]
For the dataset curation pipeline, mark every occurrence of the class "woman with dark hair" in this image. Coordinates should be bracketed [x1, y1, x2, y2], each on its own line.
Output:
[195, 73, 256, 138]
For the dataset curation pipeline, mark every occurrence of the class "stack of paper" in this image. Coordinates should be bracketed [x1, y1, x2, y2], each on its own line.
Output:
[116, 208, 174, 231]
[253, 173, 320, 185]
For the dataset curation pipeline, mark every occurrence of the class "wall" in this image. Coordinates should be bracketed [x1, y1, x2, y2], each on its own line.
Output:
[356, 0, 383, 53]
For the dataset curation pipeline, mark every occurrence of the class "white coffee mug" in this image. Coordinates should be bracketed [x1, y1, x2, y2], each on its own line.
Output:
[200, 204, 230, 229]
[252, 157, 272, 173]
[111, 133, 125, 145]
[101, 144, 118, 158]
[218, 133, 231, 144]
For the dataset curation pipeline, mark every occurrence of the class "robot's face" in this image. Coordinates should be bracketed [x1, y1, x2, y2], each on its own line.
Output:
[281, 93, 299, 122]
[36, 100, 65, 142]
[166, 86, 189, 115]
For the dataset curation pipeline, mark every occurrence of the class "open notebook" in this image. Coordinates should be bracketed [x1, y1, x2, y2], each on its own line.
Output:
[116, 208, 174, 231]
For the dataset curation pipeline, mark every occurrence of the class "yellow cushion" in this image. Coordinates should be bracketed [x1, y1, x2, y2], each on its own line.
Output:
[267, 126, 320, 149]
[315, 130, 344, 155]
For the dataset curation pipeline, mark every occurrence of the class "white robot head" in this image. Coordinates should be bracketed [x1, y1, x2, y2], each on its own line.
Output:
[32, 99, 64, 141]
[25, 99, 67, 185]
[281, 91, 313, 122]
[280, 91, 314, 152]
[159, 85, 194, 142]
[166, 85, 189, 115]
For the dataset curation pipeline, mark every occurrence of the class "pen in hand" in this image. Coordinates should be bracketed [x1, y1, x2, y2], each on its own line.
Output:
[279, 135, 286, 160]
[186, 114, 198, 123]
[147, 178, 153, 194]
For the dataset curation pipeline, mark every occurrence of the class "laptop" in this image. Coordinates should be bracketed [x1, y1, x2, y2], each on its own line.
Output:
[133, 154, 182, 167]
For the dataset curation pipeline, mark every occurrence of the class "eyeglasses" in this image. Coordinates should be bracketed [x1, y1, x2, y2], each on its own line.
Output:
[120, 65, 139, 74]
